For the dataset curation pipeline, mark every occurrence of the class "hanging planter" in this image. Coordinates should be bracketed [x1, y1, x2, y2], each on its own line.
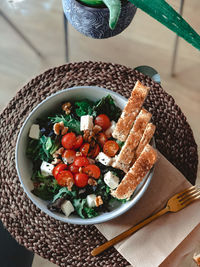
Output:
[62, 0, 137, 39]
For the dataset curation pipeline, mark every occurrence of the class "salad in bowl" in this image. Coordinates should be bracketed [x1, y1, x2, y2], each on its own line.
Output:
[16, 85, 156, 224]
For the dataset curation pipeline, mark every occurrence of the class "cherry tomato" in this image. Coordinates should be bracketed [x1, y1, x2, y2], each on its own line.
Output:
[83, 164, 101, 179]
[61, 132, 76, 149]
[73, 135, 83, 149]
[97, 132, 108, 147]
[94, 114, 111, 130]
[74, 156, 90, 167]
[56, 170, 74, 187]
[62, 150, 76, 164]
[74, 173, 88, 188]
[69, 163, 79, 174]
[53, 163, 68, 179]
[88, 143, 100, 158]
[103, 140, 119, 157]
[80, 143, 90, 156]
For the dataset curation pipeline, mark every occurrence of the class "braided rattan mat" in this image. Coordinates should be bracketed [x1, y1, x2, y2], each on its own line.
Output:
[0, 62, 198, 267]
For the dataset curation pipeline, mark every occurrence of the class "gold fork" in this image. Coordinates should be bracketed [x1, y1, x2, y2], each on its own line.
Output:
[91, 186, 200, 256]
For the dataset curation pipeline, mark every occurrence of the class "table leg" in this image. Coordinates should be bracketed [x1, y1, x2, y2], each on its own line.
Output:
[63, 12, 69, 62]
[170, 0, 185, 77]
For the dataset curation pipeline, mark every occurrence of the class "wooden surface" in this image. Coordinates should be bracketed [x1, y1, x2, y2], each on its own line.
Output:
[0, 0, 199, 266]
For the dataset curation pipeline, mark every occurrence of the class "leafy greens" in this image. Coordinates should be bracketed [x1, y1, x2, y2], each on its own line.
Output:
[93, 94, 122, 122]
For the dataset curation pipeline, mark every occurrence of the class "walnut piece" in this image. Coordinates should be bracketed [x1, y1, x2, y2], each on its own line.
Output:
[93, 125, 102, 134]
[65, 177, 74, 191]
[95, 196, 103, 207]
[62, 102, 71, 115]
[51, 158, 61, 165]
[53, 147, 65, 158]
[88, 178, 97, 186]
[53, 121, 68, 135]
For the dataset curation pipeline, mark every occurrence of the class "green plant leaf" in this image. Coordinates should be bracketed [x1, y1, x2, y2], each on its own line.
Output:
[75, 100, 96, 117]
[93, 95, 121, 122]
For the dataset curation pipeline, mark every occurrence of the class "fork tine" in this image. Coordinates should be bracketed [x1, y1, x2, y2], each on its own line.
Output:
[180, 195, 200, 207]
[177, 186, 196, 199]
[179, 187, 200, 202]
[180, 191, 200, 205]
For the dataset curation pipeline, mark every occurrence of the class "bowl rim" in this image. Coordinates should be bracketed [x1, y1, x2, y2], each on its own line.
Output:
[15, 86, 154, 225]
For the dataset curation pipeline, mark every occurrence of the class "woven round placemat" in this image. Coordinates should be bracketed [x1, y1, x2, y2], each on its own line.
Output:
[0, 61, 198, 267]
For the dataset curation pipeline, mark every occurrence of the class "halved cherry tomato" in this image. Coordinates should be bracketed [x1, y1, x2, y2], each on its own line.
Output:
[62, 150, 76, 164]
[73, 135, 83, 149]
[53, 163, 68, 179]
[69, 163, 79, 174]
[94, 114, 111, 130]
[74, 156, 90, 167]
[61, 132, 76, 149]
[83, 164, 101, 179]
[97, 132, 107, 147]
[80, 143, 90, 156]
[88, 143, 100, 158]
[74, 173, 88, 188]
[103, 140, 119, 157]
[56, 170, 74, 187]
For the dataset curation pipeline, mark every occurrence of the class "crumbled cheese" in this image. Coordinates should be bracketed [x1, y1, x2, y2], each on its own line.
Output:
[86, 194, 96, 208]
[80, 115, 93, 131]
[61, 200, 74, 217]
[95, 152, 112, 166]
[40, 161, 54, 176]
[104, 171, 119, 189]
[29, 124, 40, 140]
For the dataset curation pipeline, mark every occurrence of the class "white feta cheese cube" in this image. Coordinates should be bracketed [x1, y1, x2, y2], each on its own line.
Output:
[80, 115, 93, 131]
[105, 121, 116, 137]
[61, 200, 74, 217]
[95, 152, 112, 166]
[104, 171, 119, 189]
[40, 161, 54, 176]
[86, 194, 96, 208]
[29, 124, 40, 140]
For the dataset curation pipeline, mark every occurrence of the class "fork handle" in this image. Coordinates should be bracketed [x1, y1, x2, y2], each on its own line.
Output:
[91, 206, 169, 256]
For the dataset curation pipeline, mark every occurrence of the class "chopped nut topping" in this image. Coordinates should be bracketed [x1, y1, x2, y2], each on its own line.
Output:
[53, 147, 65, 158]
[83, 130, 90, 142]
[93, 125, 102, 134]
[51, 158, 61, 165]
[61, 127, 68, 135]
[62, 102, 71, 115]
[95, 196, 103, 207]
[53, 121, 68, 135]
[88, 178, 97, 186]
[66, 177, 74, 191]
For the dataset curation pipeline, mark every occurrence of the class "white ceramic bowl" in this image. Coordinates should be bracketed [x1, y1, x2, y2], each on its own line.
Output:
[15, 86, 154, 225]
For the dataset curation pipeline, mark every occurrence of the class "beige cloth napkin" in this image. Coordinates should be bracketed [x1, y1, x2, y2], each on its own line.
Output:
[96, 152, 200, 267]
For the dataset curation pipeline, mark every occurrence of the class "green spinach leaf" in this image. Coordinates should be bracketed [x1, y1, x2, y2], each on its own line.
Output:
[93, 95, 121, 122]
[75, 100, 96, 117]
[53, 187, 77, 202]
[72, 198, 98, 219]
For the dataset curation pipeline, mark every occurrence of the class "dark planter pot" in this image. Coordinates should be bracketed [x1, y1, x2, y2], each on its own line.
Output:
[62, 0, 137, 39]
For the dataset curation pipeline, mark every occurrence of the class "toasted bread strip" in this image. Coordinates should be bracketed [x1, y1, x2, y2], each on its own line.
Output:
[112, 144, 157, 200]
[135, 123, 156, 159]
[112, 81, 150, 142]
[112, 108, 152, 172]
